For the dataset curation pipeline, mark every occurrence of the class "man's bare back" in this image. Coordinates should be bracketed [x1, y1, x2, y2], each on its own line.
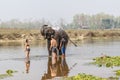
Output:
[51, 38, 57, 48]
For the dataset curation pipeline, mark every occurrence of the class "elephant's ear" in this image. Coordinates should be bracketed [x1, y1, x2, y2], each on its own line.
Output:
[40, 27, 44, 36]
[40, 25, 48, 36]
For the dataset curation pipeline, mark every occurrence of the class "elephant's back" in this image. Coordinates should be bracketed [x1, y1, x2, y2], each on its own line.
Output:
[58, 29, 69, 39]
[57, 29, 69, 44]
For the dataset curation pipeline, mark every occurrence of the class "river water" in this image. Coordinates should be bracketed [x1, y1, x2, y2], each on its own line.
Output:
[0, 39, 120, 80]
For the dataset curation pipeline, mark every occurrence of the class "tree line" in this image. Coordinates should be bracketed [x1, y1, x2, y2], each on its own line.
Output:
[0, 13, 120, 29]
[65, 13, 120, 29]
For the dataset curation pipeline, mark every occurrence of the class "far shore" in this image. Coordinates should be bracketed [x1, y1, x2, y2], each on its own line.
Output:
[0, 28, 120, 43]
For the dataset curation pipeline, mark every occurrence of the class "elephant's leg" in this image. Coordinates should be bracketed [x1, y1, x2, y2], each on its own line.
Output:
[47, 39, 52, 56]
[59, 49, 62, 55]
[57, 39, 62, 55]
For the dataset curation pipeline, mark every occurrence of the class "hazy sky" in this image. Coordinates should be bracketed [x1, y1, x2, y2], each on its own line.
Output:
[0, 0, 120, 23]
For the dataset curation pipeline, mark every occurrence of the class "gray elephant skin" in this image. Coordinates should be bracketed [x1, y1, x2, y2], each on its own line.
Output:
[40, 25, 69, 56]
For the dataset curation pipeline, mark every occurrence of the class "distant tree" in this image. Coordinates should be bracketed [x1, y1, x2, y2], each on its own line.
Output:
[102, 19, 114, 29]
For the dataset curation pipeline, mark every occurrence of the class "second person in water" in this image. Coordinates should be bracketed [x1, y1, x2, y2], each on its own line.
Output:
[59, 36, 66, 58]
[50, 35, 58, 58]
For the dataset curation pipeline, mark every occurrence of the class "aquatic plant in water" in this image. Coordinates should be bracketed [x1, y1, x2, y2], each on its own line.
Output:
[0, 69, 17, 79]
[92, 56, 120, 67]
[115, 70, 120, 76]
[64, 73, 118, 80]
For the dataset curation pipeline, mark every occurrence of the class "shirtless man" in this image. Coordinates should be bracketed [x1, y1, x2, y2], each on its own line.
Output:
[50, 35, 58, 58]
[49, 35, 58, 77]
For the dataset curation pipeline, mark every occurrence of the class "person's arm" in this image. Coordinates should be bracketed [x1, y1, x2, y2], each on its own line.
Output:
[59, 40, 62, 50]
[24, 43, 27, 51]
[50, 40, 53, 50]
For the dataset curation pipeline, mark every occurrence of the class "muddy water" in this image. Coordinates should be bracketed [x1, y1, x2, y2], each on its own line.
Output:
[0, 39, 120, 80]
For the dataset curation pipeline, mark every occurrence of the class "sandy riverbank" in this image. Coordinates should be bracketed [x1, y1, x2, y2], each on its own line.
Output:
[0, 28, 120, 42]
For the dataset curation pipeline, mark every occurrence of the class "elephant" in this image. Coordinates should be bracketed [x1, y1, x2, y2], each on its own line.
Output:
[40, 25, 69, 56]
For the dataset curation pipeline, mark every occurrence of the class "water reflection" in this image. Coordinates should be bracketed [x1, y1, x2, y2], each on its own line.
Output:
[25, 58, 30, 73]
[41, 56, 69, 80]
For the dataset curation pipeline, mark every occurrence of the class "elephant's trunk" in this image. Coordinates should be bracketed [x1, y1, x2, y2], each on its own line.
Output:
[40, 25, 48, 39]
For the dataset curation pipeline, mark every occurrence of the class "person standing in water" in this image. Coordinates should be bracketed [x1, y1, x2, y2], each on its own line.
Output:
[49, 35, 58, 77]
[50, 35, 58, 58]
[59, 36, 66, 58]
[24, 39, 30, 59]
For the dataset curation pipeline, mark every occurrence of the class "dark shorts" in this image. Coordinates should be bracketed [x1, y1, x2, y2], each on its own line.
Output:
[61, 46, 66, 54]
[26, 48, 30, 52]
[52, 47, 57, 53]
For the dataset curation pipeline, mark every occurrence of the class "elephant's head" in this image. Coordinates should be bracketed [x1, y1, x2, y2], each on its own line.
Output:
[40, 25, 55, 39]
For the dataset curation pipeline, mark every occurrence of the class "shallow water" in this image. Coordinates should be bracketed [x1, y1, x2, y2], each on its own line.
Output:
[0, 39, 120, 80]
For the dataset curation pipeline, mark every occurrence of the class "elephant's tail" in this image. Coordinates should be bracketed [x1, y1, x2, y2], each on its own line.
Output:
[69, 39, 77, 47]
